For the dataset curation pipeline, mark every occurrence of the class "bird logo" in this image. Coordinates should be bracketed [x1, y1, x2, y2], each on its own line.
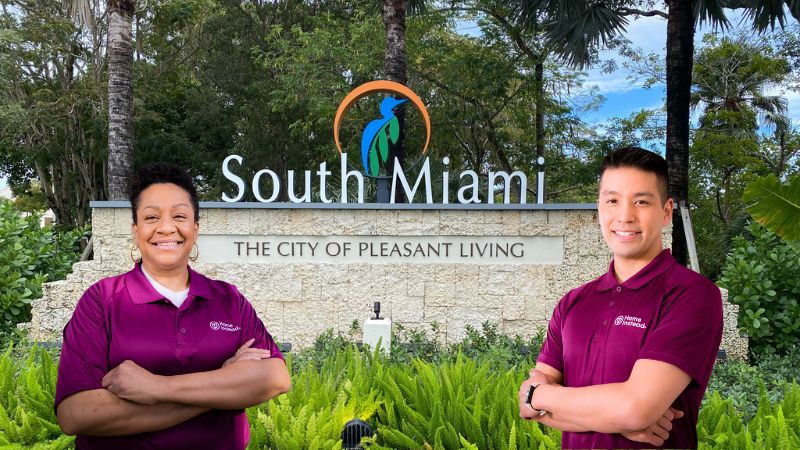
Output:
[361, 97, 408, 177]
[334, 80, 431, 177]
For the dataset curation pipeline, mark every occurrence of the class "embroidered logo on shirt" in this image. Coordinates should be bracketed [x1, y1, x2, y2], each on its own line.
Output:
[614, 315, 647, 329]
[209, 321, 241, 332]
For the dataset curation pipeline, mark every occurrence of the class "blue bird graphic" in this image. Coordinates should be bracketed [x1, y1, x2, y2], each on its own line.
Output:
[361, 97, 408, 176]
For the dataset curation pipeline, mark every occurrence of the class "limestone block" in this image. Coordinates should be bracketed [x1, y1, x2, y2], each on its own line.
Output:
[352, 210, 380, 235]
[92, 209, 114, 237]
[479, 267, 516, 296]
[258, 301, 286, 342]
[295, 265, 322, 301]
[440, 211, 480, 235]
[546, 210, 567, 235]
[519, 211, 548, 236]
[405, 266, 427, 297]
[719, 288, 748, 360]
[319, 263, 350, 285]
[113, 208, 132, 236]
[445, 307, 502, 343]
[248, 210, 287, 235]
[283, 300, 337, 348]
[502, 319, 548, 340]
[502, 293, 526, 321]
[204, 209, 228, 234]
[375, 211, 400, 235]
[224, 209, 250, 234]
[387, 296, 425, 323]
[524, 294, 553, 322]
[424, 281, 457, 301]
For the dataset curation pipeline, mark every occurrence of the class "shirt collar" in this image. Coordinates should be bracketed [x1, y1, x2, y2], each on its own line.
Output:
[126, 263, 216, 304]
[596, 249, 675, 291]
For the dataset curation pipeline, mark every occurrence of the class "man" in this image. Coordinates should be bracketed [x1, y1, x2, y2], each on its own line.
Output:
[519, 147, 722, 449]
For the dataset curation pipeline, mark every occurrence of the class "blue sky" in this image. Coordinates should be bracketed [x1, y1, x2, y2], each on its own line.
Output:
[580, 10, 799, 126]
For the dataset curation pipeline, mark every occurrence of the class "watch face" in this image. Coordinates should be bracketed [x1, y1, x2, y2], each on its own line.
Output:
[526, 384, 536, 404]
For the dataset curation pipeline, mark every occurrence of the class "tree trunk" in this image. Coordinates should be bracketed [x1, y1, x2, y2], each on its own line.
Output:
[534, 60, 545, 160]
[665, 0, 693, 265]
[107, 0, 135, 200]
[382, 0, 407, 202]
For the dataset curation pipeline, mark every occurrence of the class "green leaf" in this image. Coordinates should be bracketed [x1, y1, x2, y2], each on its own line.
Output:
[388, 117, 400, 146]
[744, 175, 800, 245]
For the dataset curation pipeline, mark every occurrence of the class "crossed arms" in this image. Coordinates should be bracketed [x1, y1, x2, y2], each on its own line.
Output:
[57, 340, 291, 436]
[518, 359, 691, 447]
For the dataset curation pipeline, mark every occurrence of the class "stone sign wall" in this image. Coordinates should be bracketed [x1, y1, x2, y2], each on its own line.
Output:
[27, 204, 747, 358]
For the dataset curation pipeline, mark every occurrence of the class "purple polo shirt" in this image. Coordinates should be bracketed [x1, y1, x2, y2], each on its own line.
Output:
[537, 250, 722, 449]
[55, 264, 283, 450]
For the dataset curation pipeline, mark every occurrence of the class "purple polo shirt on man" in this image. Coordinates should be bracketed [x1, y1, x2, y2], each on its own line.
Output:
[55, 264, 284, 450]
[537, 250, 722, 449]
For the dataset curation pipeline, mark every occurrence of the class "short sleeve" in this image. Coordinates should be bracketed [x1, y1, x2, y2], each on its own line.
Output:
[537, 294, 567, 373]
[54, 285, 110, 412]
[237, 292, 284, 361]
[637, 279, 723, 387]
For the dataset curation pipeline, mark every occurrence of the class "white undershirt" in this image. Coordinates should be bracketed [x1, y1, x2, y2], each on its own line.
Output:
[141, 265, 189, 308]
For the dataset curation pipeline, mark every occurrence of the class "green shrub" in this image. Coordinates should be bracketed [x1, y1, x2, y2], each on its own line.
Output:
[698, 382, 800, 449]
[0, 338, 798, 448]
[708, 348, 800, 421]
[248, 346, 559, 449]
[0, 343, 73, 449]
[718, 222, 800, 355]
[0, 202, 87, 340]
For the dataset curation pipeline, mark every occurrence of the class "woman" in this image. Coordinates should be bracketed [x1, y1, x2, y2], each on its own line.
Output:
[55, 163, 290, 449]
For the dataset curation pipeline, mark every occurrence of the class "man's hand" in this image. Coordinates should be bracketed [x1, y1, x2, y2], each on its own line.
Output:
[223, 338, 273, 368]
[518, 369, 553, 420]
[102, 360, 165, 405]
[622, 407, 685, 446]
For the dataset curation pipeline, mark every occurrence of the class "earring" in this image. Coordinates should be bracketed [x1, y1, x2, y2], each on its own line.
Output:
[189, 243, 199, 262]
[130, 242, 141, 264]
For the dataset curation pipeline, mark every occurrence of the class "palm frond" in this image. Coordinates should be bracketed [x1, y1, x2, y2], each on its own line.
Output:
[543, 3, 629, 69]
[744, 175, 800, 245]
[62, 0, 93, 30]
[731, 0, 793, 31]
[695, 0, 730, 29]
[750, 94, 788, 116]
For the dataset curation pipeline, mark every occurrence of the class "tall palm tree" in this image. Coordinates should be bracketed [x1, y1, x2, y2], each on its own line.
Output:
[65, 0, 135, 200]
[378, 0, 426, 201]
[504, 0, 797, 265]
[692, 36, 789, 132]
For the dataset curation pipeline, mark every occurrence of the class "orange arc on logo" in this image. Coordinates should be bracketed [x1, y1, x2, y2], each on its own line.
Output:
[333, 80, 431, 157]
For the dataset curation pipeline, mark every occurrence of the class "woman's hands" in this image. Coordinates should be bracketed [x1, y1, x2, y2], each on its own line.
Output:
[102, 338, 273, 405]
[102, 360, 165, 404]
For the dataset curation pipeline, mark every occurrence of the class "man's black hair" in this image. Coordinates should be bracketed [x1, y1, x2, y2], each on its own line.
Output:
[600, 147, 670, 203]
[129, 163, 200, 224]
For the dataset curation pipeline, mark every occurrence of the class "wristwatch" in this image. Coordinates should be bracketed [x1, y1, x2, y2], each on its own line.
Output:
[525, 383, 548, 416]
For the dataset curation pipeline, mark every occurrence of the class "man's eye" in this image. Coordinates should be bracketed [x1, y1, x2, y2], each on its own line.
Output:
[174, 215, 186, 220]
[635, 200, 649, 205]
[606, 199, 617, 204]
[145, 216, 158, 221]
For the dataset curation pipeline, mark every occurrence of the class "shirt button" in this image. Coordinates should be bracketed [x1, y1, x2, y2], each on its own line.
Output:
[180, 328, 187, 334]
[609, 301, 615, 307]
[615, 286, 622, 292]
[602, 320, 608, 326]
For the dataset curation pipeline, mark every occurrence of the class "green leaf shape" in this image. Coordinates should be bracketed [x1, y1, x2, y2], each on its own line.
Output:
[744, 175, 800, 245]
[368, 118, 400, 177]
